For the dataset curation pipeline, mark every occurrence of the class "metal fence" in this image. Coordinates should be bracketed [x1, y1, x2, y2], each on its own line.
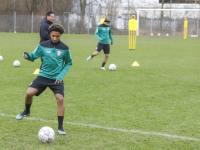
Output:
[0, 11, 199, 37]
[0, 13, 129, 35]
[138, 17, 200, 37]
[137, 9, 200, 37]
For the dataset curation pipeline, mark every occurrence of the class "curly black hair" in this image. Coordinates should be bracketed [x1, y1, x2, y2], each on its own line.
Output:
[48, 24, 65, 34]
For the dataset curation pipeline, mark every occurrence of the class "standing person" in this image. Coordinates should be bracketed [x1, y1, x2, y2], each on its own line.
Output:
[16, 24, 72, 135]
[40, 11, 55, 43]
[87, 19, 113, 70]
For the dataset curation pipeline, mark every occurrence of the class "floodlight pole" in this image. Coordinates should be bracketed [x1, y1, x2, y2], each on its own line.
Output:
[195, 0, 196, 8]
[128, 0, 129, 18]
[68, 12, 70, 34]
[170, 0, 172, 36]
[31, 12, 33, 33]
[52, 0, 54, 11]
[14, 11, 16, 33]
[137, 9, 139, 36]
[151, 18, 153, 35]
[13, 0, 15, 11]
[13, 0, 16, 33]
[197, 16, 199, 37]
[88, 0, 91, 35]
[174, 18, 176, 36]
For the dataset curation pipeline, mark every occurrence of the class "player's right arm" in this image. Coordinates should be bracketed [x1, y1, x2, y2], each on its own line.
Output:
[23, 45, 43, 62]
[95, 27, 103, 41]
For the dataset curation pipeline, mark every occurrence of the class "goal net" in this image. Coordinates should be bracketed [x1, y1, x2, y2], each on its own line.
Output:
[137, 9, 200, 37]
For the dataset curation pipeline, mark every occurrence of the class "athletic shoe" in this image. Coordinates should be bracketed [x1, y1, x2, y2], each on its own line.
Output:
[58, 128, 66, 135]
[16, 110, 30, 120]
[100, 67, 106, 70]
[87, 56, 92, 61]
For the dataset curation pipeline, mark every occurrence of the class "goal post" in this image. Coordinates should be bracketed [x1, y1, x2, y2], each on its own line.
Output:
[137, 9, 200, 37]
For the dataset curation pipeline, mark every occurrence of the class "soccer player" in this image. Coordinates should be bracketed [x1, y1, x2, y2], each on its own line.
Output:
[16, 24, 72, 135]
[40, 11, 54, 43]
[87, 19, 114, 70]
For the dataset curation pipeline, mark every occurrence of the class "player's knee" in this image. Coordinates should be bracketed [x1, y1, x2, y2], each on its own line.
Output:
[26, 91, 34, 98]
[56, 95, 64, 104]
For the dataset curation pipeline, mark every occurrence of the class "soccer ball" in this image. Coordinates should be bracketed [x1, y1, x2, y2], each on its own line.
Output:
[13, 60, 20, 67]
[0, 55, 3, 62]
[38, 126, 55, 143]
[109, 64, 116, 71]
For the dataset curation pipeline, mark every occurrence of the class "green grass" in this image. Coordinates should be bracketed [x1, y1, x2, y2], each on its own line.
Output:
[0, 32, 200, 149]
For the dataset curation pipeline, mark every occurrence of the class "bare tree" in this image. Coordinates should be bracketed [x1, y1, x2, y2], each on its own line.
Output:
[1, 0, 14, 15]
[71, 0, 100, 34]
[54, 0, 71, 15]
[79, 0, 87, 33]
[69, 0, 87, 33]
[54, 0, 72, 31]
[170, 0, 172, 35]
[45, 0, 53, 12]
[25, 0, 45, 15]
[102, 0, 124, 34]
[160, 0, 164, 32]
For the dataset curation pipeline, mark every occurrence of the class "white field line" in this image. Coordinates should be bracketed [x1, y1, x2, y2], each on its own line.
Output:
[1, 113, 200, 141]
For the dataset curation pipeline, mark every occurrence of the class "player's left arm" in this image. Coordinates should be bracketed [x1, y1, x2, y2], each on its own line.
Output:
[109, 28, 113, 45]
[56, 49, 72, 82]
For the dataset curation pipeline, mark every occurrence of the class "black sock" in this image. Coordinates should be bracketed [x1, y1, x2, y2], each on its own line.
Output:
[25, 104, 31, 113]
[58, 116, 64, 129]
[91, 55, 94, 58]
[101, 62, 106, 67]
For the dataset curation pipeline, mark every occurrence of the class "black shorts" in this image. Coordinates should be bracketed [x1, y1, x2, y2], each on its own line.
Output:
[29, 76, 64, 96]
[96, 43, 110, 54]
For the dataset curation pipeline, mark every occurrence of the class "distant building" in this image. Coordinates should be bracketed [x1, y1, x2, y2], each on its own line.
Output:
[99, 0, 199, 17]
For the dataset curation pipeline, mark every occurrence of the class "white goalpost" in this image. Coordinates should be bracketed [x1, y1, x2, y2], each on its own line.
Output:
[136, 9, 200, 37]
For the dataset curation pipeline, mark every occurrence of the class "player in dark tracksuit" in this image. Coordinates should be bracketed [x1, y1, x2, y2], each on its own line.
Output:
[16, 24, 72, 135]
[87, 19, 114, 70]
[39, 11, 54, 69]
[39, 11, 54, 43]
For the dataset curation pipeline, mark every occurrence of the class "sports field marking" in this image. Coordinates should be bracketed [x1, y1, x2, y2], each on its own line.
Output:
[1, 113, 200, 141]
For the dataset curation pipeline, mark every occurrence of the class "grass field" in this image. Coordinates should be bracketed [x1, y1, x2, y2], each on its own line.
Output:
[0, 32, 200, 149]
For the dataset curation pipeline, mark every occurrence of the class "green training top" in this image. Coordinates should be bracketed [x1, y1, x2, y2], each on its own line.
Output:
[95, 24, 113, 44]
[23, 40, 72, 82]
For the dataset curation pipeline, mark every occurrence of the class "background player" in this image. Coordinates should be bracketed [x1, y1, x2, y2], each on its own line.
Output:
[87, 19, 113, 70]
[40, 10, 54, 43]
